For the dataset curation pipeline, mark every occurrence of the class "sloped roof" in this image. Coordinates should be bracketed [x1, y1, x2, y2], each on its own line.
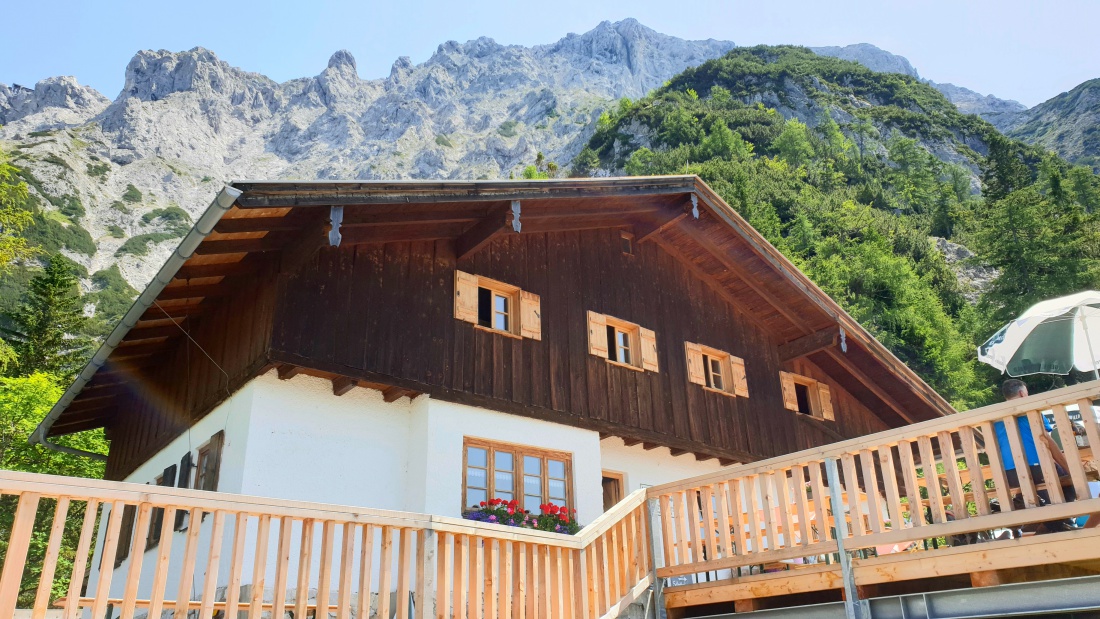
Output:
[32, 176, 955, 449]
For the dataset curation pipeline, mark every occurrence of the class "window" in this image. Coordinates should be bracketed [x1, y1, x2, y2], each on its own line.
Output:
[455, 271, 541, 340]
[587, 311, 659, 372]
[780, 371, 835, 421]
[685, 342, 748, 397]
[195, 431, 224, 493]
[463, 438, 573, 514]
[620, 231, 634, 256]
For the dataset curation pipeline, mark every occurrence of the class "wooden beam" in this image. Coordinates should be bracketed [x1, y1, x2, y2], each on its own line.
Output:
[173, 256, 268, 280]
[674, 219, 814, 335]
[824, 348, 915, 424]
[454, 205, 510, 261]
[642, 443, 660, 451]
[337, 222, 471, 247]
[139, 304, 209, 321]
[668, 448, 689, 457]
[693, 453, 717, 463]
[636, 211, 688, 243]
[277, 364, 301, 381]
[718, 458, 738, 467]
[621, 437, 643, 447]
[233, 178, 696, 208]
[192, 237, 287, 256]
[157, 284, 234, 301]
[123, 325, 185, 342]
[778, 326, 840, 363]
[381, 385, 408, 403]
[332, 376, 357, 396]
[112, 342, 170, 359]
[649, 237, 773, 333]
[212, 215, 314, 234]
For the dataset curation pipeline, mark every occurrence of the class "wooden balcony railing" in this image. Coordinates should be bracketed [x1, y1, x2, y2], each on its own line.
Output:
[646, 381, 1100, 586]
[0, 471, 651, 619]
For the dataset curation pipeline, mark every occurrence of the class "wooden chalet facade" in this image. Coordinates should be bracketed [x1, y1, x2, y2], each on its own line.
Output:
[36, 177, 952, 498]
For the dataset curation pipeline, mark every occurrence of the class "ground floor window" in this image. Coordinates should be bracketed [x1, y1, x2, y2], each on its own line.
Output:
[463, 437, 573, 514]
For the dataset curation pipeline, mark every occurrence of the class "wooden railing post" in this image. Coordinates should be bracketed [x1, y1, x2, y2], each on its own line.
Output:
[646, 497, 665, 617]
[418, 528, 438, 619]
[825, 457, 864, 619]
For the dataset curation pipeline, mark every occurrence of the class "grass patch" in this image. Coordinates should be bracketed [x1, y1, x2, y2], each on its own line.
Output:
[141, 206, 192, 234]
[42, 154, 71, 170]
[86, 162, 110, 178]
[435, 134, 453, 148]
[121, 184, 143, 204]
[85, 265, 139, 335]
[498, 120, 519, 138]
[110, 201, 130, 214]
[115, 233, 179, 257]
[28, 130, 56, 138]
[107, 225, 125, 239]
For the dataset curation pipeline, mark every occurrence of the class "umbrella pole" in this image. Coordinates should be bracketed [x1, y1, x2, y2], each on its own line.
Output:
[1082, 311, 1100, 381]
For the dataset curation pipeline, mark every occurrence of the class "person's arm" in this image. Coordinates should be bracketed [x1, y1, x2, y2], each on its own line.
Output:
[1041, 433, 1072, 472]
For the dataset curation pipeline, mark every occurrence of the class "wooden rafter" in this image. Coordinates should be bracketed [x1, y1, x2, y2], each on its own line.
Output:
[824, 348, 915, 424]
[455, 204, 512, 260]
[778, 326, 840, 363]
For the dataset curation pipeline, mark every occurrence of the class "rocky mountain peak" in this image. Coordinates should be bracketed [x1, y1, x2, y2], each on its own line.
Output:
[327, 49, 357, 72]
[0, 75, 109, 129]
[811, 43, 919, 78]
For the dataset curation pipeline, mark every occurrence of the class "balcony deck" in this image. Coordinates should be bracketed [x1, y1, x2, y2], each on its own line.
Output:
[1, 382, 1100, 618]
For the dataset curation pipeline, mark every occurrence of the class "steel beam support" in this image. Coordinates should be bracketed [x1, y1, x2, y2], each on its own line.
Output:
[647, 497, 667, 619]
[825, 457, 863, 619]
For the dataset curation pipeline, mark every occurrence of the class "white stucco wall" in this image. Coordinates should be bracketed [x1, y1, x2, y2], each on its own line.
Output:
[85, 379, 257, 606]
[598, 436, 725, 493]
[86, 369, 725, 610]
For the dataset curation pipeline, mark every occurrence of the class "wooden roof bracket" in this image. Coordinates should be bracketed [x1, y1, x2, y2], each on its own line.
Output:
[778, 326, 842, 362]
[328, 205, 343, 246]
[454, 202, 513, 261]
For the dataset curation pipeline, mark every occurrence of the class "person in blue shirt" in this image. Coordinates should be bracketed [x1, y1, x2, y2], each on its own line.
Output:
[993, 379, 1078, 534]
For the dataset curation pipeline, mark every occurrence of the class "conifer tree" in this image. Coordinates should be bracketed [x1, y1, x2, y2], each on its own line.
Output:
[3, 255, 92, 379]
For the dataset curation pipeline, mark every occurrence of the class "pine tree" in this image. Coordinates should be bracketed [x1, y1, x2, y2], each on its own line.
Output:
[3, 255, 92, 379]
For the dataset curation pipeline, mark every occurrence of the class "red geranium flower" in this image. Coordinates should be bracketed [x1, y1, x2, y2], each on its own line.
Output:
[559, 513, 569, 523]
[480, 501, 487, 507]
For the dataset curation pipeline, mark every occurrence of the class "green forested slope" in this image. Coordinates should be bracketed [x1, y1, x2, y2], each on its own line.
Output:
[573, 46, 1100, 408]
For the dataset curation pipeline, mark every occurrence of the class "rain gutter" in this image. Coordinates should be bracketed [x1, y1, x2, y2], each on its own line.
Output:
[28, 185, 243, 460]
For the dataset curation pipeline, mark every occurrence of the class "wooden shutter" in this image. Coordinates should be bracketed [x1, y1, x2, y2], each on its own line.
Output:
[730, 356, 749, 397]
[114, 504, 136, 567]
[175, 451, 193, 531]
[454, 270, 479, 323]
[684, 343, 706, 385]
[639, 328, 659, 372]
[587, 311, 608, 358]
[520, 291, 542, 340]
[818, 383, 835, 420]
[780, 372, 799, 411]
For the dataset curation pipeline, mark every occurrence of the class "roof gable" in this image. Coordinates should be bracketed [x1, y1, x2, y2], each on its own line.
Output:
[33, 176, 955, 452]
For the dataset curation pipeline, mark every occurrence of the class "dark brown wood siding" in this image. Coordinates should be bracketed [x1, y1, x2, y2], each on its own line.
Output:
[267, 228, 887, 462]
[104, 262, 278, 480]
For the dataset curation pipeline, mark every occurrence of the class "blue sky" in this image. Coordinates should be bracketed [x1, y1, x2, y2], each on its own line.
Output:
[2, 0, 1097, 108]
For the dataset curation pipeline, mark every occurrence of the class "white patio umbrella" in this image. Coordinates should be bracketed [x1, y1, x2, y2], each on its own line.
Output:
[978, 290, 1100, 380]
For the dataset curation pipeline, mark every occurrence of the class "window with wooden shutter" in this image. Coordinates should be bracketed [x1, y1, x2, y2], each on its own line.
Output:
[684, 343, 706, 385]
[520, 291, 542, 340]
[818, 383, 835, 420]
[781, 372, 835, 421]
[639, 328, 659, 372]
[455, 270, 541, 340]
[587, 311, 608, 358]
[780, 371, 799, 411]
[590, 312, 658, 373]
[455, 270, 479, 323]
[114, 504, 136, 567]
[687, 342, 747, 397]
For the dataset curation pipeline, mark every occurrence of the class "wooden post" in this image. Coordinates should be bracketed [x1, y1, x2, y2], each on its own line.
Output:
[418, 529, 438, 619]
[825, 457, 864, 619]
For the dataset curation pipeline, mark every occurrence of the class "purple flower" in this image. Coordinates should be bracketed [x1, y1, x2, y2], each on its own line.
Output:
[488, 515, 497, 522]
